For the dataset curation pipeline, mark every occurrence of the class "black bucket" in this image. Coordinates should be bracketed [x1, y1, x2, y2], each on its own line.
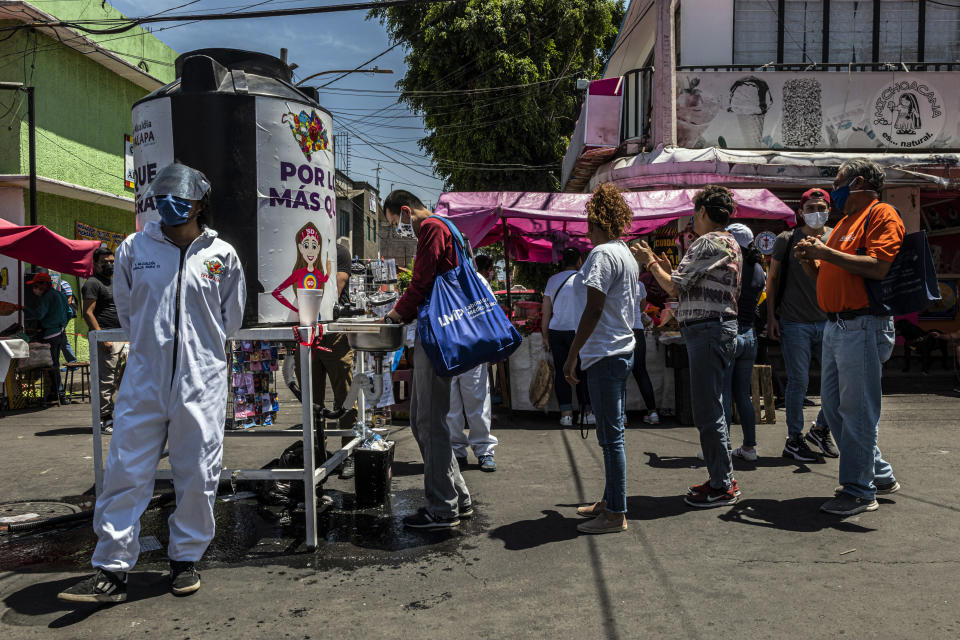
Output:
[353, 441, 395, 508]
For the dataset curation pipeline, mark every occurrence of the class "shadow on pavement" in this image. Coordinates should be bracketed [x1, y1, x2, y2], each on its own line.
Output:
[487, 509, 580, 550]
[718, 497, 876, 533]
[643, 450, 822, 473]
[1, 571, 168, 629]
[34, 427, 93, 437]
[389, 460, 425, 478]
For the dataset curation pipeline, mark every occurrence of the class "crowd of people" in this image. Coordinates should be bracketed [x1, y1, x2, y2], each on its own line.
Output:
[574, 157, 904, 531]
[57, 156, 905, 603]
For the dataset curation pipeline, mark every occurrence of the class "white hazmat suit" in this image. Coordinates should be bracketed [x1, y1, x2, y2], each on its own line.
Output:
[92, 220, 245, 571]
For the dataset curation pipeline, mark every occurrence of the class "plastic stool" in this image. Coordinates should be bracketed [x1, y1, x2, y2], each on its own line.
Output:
[64, 361, 91, 402]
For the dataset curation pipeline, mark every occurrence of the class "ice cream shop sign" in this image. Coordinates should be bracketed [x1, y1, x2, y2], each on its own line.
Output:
[675, 71, 955, 152]
[872, 80, 943, 148]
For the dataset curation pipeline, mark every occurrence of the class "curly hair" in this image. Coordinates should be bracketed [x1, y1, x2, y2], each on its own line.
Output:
[692, 185, 736, 225]
[586, 182, 633, 239]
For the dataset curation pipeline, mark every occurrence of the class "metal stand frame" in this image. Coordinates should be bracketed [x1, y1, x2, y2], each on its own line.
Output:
[89, 326, 356, 550]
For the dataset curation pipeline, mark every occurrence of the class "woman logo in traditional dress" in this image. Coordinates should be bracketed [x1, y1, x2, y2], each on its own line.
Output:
[271, 222, 331, 314]
[889, 93, 921, 135]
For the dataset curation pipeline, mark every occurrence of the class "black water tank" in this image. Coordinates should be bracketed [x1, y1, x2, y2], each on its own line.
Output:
[131, 49, 337, 326]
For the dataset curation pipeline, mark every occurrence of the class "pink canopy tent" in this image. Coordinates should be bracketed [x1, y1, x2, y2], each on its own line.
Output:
[0, 218, 102, 277]
[435, 189, 796, 262]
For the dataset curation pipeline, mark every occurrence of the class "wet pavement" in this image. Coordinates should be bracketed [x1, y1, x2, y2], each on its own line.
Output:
[1, 487, 489, 574]
[2, 394, 960, 638]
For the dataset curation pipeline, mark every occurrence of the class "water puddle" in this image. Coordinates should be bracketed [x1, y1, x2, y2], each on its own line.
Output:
[0, 488, 488, 573]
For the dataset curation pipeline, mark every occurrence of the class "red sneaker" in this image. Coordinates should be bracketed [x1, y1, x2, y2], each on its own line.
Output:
[688, 478, 740, 496]
[684, 486, 739, 508]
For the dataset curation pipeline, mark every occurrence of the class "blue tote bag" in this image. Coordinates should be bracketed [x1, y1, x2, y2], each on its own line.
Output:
[417, 217, 522, 377]
[856, 204, 941, 316]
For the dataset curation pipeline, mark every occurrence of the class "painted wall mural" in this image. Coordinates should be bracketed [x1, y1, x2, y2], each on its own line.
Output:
[676, 71, 958, 151]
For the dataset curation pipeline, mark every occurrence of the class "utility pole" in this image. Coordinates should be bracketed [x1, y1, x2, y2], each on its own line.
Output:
[374, 164, 381, 195]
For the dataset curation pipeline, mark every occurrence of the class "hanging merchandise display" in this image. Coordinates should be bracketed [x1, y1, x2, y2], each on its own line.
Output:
[131, 48, 337, 326]
[228, 340, 280, 429]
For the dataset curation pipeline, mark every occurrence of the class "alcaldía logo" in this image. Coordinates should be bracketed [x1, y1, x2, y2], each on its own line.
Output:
[204, 258, 225, 279]
[873, 78, 944, 148]
[282, 109, 329, 161]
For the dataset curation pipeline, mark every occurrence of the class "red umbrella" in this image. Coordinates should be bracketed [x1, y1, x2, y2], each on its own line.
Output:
[0, 218, 104, 277]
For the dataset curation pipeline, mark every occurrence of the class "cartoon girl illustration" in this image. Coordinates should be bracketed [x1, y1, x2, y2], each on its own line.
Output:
[890, 93, 921, 135]
[272, 221, 332, 314]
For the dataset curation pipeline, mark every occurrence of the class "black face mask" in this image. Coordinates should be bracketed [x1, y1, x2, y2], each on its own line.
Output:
[99, 263, 114, 277]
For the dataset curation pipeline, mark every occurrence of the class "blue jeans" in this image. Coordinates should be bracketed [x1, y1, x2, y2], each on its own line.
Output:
[631, 329, 657, 410]
[39, 331, 68, 400]
[682, 319, 737, 491]
[547, 330, 589, 412]
[585, 353, 633, 514]
[820, 315, 896, 500]
[724, 327, 758, 447]
[780, 320, 827, 437]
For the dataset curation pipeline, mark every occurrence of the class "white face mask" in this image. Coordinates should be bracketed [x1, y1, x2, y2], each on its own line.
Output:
[803, 211, 829, 229]
[394, 210, 415, 238]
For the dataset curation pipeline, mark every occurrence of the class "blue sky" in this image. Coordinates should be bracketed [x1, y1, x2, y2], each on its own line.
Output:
[110, 0, 445, 206]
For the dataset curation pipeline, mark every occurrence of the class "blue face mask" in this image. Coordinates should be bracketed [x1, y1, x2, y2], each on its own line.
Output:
[829, 177, 862, 215]
[156, 194, 194, 226]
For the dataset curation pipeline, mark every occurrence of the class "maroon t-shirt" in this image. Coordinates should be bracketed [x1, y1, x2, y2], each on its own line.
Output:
[393, 218, 459, 322]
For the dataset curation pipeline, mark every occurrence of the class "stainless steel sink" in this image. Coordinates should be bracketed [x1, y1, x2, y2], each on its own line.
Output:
[329, 318, 404, 352]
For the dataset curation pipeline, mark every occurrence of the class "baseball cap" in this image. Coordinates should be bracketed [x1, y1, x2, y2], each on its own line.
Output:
[26, 273, 52, 285]
[799, 188, 831, 207]
[725, 222, 754, 249]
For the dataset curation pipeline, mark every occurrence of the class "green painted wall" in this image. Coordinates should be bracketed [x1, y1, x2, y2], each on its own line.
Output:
[20, 1, 178, 85]
[0, 26, 176, 196]
[1, 2, 178, 194]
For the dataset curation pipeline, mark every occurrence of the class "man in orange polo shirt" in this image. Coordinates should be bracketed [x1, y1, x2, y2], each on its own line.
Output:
[794, 158, 903, 516]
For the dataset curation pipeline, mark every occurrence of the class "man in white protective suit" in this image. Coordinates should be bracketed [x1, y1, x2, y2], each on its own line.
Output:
[59, 163, 245, 603]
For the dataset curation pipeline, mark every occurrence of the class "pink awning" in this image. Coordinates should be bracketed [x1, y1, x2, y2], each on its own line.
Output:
[0, 219, 103, 277]
[435, 189, 795, 262]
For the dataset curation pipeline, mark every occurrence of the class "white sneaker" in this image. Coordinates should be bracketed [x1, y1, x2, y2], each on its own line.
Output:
[559, 415, 573, 427]
[732, 446, 758, 462]
[583, 413, 596, 425]
[643, 410, 660, 425]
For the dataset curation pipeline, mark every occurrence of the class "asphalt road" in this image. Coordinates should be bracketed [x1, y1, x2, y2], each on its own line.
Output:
[1, 393, 959, 639]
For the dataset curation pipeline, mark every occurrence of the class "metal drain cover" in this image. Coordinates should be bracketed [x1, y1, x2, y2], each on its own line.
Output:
[0, 501, 83, 525]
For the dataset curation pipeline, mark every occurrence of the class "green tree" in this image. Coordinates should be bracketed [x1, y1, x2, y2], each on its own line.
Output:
[372, 0, 624, 192]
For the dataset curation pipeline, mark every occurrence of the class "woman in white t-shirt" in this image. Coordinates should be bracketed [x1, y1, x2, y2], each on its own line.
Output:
[563, 183, 638, 535]
[541, 248, 592, 426]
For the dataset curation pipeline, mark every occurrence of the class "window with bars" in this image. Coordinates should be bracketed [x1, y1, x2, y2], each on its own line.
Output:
[925, 1, 960, 61]
[783, 1, 824, 63]
[731, 0, 960, 64]
[733, 0, 780, 65]
[828, 0, 874, 63]
[879, 0, 920, 61]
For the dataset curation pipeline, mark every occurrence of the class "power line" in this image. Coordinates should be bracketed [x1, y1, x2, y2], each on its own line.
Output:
[0, 0, 461, 35]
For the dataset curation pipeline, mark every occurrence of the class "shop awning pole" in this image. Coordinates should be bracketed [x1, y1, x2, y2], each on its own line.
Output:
[501, 213, 513, 411]
[502, 216, 512, 311]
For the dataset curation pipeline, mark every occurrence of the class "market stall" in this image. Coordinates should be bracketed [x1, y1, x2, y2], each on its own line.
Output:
[0, 218, 101, 407]
[0, 217, 101, 277]
[436, 188, 796, 415]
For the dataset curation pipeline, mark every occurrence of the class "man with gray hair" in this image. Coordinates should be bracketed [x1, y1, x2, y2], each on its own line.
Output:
[794, 158, 903, 516]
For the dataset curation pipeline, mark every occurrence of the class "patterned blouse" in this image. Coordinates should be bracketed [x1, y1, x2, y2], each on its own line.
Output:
[670, 231, 742, 324]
